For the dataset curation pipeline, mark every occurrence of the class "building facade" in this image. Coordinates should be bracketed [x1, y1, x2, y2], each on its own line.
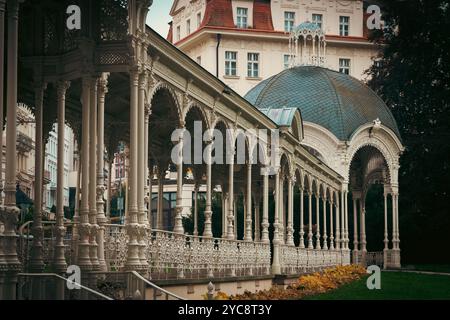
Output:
[168, 0, 378, 95]
[44, 125, 75, 213]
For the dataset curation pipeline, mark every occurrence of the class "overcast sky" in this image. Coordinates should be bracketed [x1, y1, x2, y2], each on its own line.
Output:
[146, 1, 173, 38]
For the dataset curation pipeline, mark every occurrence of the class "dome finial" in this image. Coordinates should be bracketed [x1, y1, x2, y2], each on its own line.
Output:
[287, 21, 326, 68]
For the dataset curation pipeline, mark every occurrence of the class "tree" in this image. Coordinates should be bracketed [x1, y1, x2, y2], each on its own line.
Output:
[367, 0, 450, 263]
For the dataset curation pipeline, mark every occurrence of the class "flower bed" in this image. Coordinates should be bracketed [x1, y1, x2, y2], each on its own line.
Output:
[207, 265, 367, 300]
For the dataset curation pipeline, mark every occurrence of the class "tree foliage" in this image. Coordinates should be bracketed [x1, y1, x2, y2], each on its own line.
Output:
[367, 0, 450, 263]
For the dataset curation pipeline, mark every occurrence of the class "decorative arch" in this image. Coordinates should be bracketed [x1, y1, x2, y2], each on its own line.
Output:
[346, 124, 404, 185]
[148, 80, 183, 124]
[291, 109, 304, 142]
[182, 100, 211, 130]
[279, 152, 293, 179]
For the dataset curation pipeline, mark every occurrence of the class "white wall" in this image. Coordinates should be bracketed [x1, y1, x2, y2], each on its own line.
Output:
[271, 0, 364, 36]
[172, 0, 206, 42]
[185, 33, 378, 96]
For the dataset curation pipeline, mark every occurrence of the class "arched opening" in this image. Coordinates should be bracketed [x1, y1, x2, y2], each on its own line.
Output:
[348, 145, 392, 266]
[148, 87, 181, 231]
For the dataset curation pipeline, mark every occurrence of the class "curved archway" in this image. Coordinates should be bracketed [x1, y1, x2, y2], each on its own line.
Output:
[347, 145, 396, 266]
[148, 87, 182, 231]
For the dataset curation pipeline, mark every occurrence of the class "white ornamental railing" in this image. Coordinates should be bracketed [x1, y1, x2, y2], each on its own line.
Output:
[279, 244, 344, 274]
[104, 225, 271, 279]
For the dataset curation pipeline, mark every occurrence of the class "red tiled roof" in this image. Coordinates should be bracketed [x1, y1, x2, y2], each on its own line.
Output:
[202, 0, 235, 28]
[253, 0, 274, 31]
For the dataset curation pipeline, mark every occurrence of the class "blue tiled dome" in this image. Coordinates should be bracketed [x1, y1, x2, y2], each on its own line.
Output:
[293, 21, 322, 33]
[245, 66, 401, 141]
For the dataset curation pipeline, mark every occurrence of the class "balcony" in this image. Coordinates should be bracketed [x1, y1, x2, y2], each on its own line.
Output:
[43, 170, 51, 185]
[17, 132, 34, 154]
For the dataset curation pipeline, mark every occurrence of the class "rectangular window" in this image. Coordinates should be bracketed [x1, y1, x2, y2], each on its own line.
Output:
[176, 26, 181, 41]
[283, 54, 291, 70]
[247, 53, 260, 78]
[312, 14, 323, 29]
[196, 56, 201, 65]
[225, 51, 237, 76]
[339, 16, 349, 36]
[197, 12, 202, 28]
[339, 58, 350, 75]
[284, 12, 295, 32]
[186, 19, 191, 35]
[236, 7, 248, 28]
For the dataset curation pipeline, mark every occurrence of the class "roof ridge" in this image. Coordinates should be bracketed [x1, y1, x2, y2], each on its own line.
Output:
[318, 67, 346, 140]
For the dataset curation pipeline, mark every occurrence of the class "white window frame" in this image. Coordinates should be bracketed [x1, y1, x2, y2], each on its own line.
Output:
[312, 13, 323, 29]
[283, 54, 292, 70]
[197, 12, 202, 28]
[236, 7, 248, 28]
[339, 58, 351, 75]
[176, 25, 181, 41]
[339, 16, 349, 36]
[284, 12, 295, 32]
[225, 51, 237, 76]
[247, 52, 260, 78]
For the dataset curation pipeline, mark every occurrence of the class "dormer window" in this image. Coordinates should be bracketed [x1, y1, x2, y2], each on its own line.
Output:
[236, 7, 248, 28]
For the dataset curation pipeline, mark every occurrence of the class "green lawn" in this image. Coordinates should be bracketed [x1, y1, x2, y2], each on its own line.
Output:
[403, 264, 450, 274]
[305, 271, 450, 300]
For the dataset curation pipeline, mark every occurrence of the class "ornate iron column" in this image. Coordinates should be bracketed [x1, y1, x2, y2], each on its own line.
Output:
[299, 185, 305, 249]
[1, 0, 23, 300]
[261, 170, 269, 243]
[97, 74, 108, 272]
[77, 77, 93, 271]
[329, 198, 334, 250]
[244, 163, 252, 241]
[89, 78, 99, 270]
[203, 139, 213, 238]
[53, 80, 71, 273]
[125, 67, 142, 270]
[286, 176, 294, 246]
[137, 71, 149, 268]
[307, 189, 314, 249]
[322, 193, 328, 250]
[315, 191, 321, 250]
[353, 197, 359, 255]
[271, 169, 281, 274]
[227, 154, 235, 240]
[334, 191, 341, 251]
[29, 83, 47, 273]
[173, 123, 185, 235]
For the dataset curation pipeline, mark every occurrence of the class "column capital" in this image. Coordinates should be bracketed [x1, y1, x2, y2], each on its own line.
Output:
[0, 0, 6, 12]
[144, 103, 152, 117]
[56, 80, 71, 98]
[138, 71, 148, 89]
[97, 74, 109, 95]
